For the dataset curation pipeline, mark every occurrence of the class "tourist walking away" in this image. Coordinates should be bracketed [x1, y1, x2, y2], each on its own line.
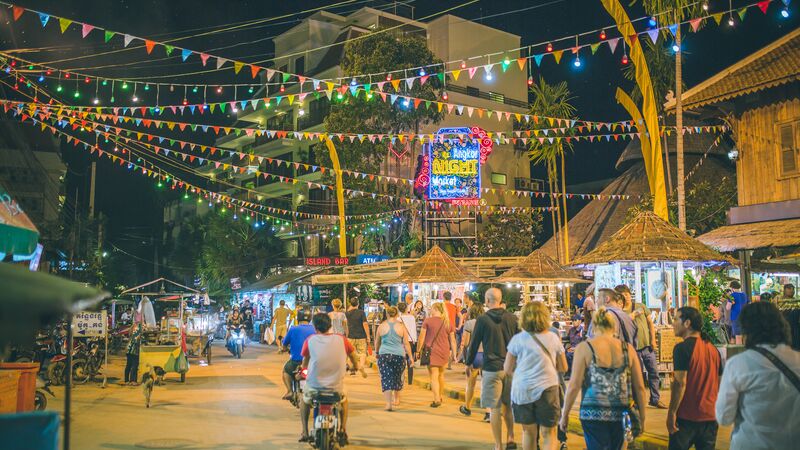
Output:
[299, 313, 363, 443]
[272, 300, 295, 345]
[617, 284, 665, 409]
[466, 287, 519, 450]
[666, 307, 722, 450]
[459, 303, 485, 418]
[560, 307, 647, 450]
[397, 302, 418, 383]
[416, 302, 457, 407]
[280, 310, 315, 400]
[727, 281, 748, 345]
[122, 322, 143, 386]
[504, 302, 567, 450]
[716, 302, 800, 450]
[345, 298, 370, 370]
[594, 288, 638, 349]
[328, 298, 348, 335]
[375, 306, 414, 411]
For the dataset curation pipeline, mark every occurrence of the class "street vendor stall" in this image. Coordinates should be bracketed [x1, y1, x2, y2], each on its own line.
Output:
[389, 245, 482, 307]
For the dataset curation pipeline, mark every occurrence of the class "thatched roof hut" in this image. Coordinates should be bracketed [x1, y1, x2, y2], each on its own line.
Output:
[392, 245, 480, 284]
[494, 250, 584, 283]
[571, 211, 734, 266]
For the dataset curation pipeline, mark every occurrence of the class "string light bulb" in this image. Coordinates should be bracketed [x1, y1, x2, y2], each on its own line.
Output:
[144, 83, 150, 91]
[386, 74, 392, 81]
[573, 56, 582, 68]
[182, 98, 188, 106]
[279, 84, 285, 93]
[419, 68, 425, 76]
[648, 16, 657, 27]
[527, 76, 534, 86]
[672, 42, 680, 52]
[600, 29, 607, 40]
[93, 98, 100, 105]
[728, 14, 735, 26]
[442, 91, 448, 101]
[121, 81, 128, 89]
[546, 42, 553, 52]
[350, 78, 357, 86]
[781, 7, 790, 18]
[216, 86, 223, 93]
[460, 61, 467, 69]
[621, 54, 629, 65]
[84, 77, 91, 84]
[702, 1, 709, 11]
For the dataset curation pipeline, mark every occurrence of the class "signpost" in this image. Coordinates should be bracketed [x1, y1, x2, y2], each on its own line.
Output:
[73, 311, 108, 387]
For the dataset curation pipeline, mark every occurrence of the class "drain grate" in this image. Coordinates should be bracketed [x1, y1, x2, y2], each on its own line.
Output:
[134, 438, 198, 449]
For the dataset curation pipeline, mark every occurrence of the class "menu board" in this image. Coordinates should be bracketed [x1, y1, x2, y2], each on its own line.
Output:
[657, 328, 682, 363]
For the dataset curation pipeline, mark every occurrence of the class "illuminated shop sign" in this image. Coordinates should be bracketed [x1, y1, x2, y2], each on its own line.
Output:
[424, 127, 493, 201]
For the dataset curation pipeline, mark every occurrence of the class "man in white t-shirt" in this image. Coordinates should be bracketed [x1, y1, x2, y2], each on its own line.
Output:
[300, 313, 363, 443]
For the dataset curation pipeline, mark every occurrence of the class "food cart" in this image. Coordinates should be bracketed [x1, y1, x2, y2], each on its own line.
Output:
[388, 245, 483, 307]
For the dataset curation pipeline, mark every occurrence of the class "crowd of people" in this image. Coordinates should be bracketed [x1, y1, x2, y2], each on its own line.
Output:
[240, 281, 800, 450]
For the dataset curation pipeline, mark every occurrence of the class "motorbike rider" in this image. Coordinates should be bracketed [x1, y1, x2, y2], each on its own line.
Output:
[226, 308, 245, 346]
[299, 313, 365, 444]
[281, 310, 315, 400]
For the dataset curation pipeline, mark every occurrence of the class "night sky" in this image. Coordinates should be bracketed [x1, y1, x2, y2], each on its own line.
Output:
[1, 0, 798, 265]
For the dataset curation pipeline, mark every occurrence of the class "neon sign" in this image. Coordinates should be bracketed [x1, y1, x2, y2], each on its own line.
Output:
[424, 127, 493, 201]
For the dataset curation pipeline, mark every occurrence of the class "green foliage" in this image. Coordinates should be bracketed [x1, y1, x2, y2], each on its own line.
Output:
[684, 269, 727, 345]
[622, 39, 679, 112]
[526, 76, 577, 166]
[477, 212, 543, 256]
[626, 176, 737, 236]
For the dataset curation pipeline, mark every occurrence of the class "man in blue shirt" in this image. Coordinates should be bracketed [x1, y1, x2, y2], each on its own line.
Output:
[728, 280, 749, 344]
[281, 310, 315, 400]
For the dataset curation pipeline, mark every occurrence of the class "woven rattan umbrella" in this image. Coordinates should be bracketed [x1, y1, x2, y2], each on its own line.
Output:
[571, 211, 735, 266]
[494, 250, 585, 283]
[393, 245, 480, 284]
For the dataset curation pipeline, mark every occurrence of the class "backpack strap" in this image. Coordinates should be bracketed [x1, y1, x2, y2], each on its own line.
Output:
[752, 346, 800, 394]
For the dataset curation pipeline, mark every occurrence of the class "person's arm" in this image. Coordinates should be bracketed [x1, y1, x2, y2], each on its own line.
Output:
[560, 342, 589, 431]
[401, 325, 414, 364]
[667, 370, 687, 434]
[503, 352, 517, 375]
[281, 328, 291, 351]
[465, 318, 484, 366]
[459, 330, 471, 360]
[375, 323, 384, 355]
[556, 351, 568, 374]
[645, 306, 656, 346]
[449, 331, 458, 362]
[300, 339, 310, 369]
[343, 316, 348, 337]
[361, 312, 370, 343]
[416, 321, 428, 358]
[628, 343, 647, 433]
[715, 361, 739, 426]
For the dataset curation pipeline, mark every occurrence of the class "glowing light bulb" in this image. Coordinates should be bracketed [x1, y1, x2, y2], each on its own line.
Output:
[132, 95, 139, 102]
[366, 92, 373, 99]
[419, 68, 425, 76]
[460, 61, 466, 69]
[38, 75, 44, 82]
[386, 74, 392, 81]
[702, 1, 708, 11]
[546, 42, 553, 52]
[144, 83, 150, 90]
[84, 77, 91, 84]
[648, 16, 657, 27]
[573, 57, 582, 68]
[216, 86, 223, 93]
[728, 15, 735, 26]
[350, 78, 357, 86]
[182, 98, 188, 106]
[485, 72, 493, 81]
[622, 54, 629, 64]
[336, 92, 343, 100]
[73, 90, 80, 98]
[121, 81, 128, 89]
[402, 99, 410, 107]
[600, 29, 607, 40]
[93, 98, 100, 105]
[248, 86, 254, 93]
[503, 56, 510, 65]
[442, 91, 448, 100]
[192, 86, 198, 93]
[781, 7, 790, 18]
[527, 76, 533, 86]
[279, 84, 285, 93]
[298, 108, 305, 116]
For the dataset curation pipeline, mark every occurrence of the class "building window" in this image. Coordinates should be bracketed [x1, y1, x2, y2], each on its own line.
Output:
[295, 56, 305, 75]
[778, 121, 799, 176]
[491, 172, 507, 185]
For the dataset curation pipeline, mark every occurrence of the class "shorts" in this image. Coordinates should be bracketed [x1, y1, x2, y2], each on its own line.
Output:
[275, 324, 288, 339]
[471, 352, 484, 369]
[512, 385, 560, 426]
[284, 359, 302, 377]
[481, 370, 511, 409]
[351, 338, 367, 357]
[730, 320, 741, 337]
[303, 387, 346, 405]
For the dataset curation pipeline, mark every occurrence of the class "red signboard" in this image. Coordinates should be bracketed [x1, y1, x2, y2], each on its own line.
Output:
[305, 257, 351, 266]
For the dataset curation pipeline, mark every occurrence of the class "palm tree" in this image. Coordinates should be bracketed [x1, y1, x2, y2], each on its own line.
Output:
[635, 0, 704, 231]
[526, 76, 576, 264]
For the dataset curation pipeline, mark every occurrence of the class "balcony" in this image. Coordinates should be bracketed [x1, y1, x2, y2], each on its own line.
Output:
[514, 177, 546, 192]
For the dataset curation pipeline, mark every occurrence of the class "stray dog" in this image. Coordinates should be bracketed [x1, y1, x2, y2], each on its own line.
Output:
[140, 365, 165, 407]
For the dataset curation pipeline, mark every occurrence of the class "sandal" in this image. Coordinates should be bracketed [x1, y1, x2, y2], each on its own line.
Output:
[430, 401, 441, 408]
[506, 442, 517, 450]
[298, 435, 311, 443]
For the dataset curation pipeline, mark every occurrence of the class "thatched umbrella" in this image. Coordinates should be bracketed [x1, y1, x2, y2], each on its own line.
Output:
[494, 250, 585, 283]
[571, 211, 734, 266]
[393, 245, 480, 284]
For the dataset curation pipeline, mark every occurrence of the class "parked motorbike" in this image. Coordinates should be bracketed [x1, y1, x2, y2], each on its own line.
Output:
[309, 390, 347, 450]
[47, 338, 85, 386]
[226, 325, 246, 359]
[290, 366, 308, 408]
[34, 374, 55, 411]
[72, 339, 104, 384]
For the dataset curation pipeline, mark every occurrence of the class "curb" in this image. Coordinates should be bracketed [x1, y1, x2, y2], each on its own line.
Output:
[409, 372, 669, 450]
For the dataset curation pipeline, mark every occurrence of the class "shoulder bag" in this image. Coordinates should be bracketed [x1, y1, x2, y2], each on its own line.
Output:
[752, 346, 800, 394]
[420, 318, 445, 367]
[622, 340, 643, 438]
[529, 332, 564, 401]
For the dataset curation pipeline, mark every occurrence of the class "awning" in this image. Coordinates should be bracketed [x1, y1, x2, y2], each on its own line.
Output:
[0, 183, 39, 257]
[697, 218, 800, 252]
[241, 269, 325, 292]
[312, 273, 399, 285]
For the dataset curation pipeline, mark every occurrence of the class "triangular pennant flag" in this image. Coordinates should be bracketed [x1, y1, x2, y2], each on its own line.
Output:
[145, 40, 156, 54]
[200, 53, 210, 66]
[712, 13, 723, 25]
[282, 73, 291, 83]
[81, 23, 95, 38]
[12, 6, 24, 21]
[590, 43, 601, 54]
[39, 13, 50, 27]
[607, 37, 620, 53]
[757, 0, 770, 14]
[390, 79, 401, 91]
[216, 58, 228, 69]
[181, 49, 192, 62]
[553, 50, 563, 64]
[668, 24, 678, 37]
[104, 30, 115, 42]
[738, 8, 747, 21]
[468, 67, 478, 79]
[689, 18, 703, 32]
[250, 65, 260, 79]
[164, 45, 175, 56]
[233, 61, 244, 74]
[517, 58, 526, 71]
[647, 29, 659, 44]
[123, 34, 134, 47]
[534, 54, 544, 66]
[59, 18, 73, 33]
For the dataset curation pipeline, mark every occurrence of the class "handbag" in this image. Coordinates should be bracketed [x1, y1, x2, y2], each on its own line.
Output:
[398, 316, 415, 385]
[420, 318, 445, 366]
[622, 340, 643, 438]
[752, 347, 800, 394]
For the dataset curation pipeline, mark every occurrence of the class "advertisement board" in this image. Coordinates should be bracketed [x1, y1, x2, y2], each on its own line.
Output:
[421, 127, 493, 201]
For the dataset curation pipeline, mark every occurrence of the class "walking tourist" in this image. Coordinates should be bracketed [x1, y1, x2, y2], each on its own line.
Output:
[272, 300, 294, 345]
[443, 292, 458, 369]
[328, 298, 348, 335]
[716, 302, 800, 450]
[666, 306, 722, 450]
[375, 306, 414, 411]
[617, 284, 665, 409]
[416, 302, 456, 407]
[560, 307, 647, 450]
[459, 303, 485, 417]
[345, 297, 370, 370]
[397, 302, 418, 383]
[466, 287, 519, 450]
[413, 300, 427, 336]
[504, 301, 567, 450]
[594, 288, 638, 349]
[727, 280, 749, 345]
[280, 310, 315, 401]
[299, 313, 363, 444]
[122, 322, 143, 386]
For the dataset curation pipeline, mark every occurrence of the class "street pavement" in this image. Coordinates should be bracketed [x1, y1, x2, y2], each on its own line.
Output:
[48, 341, 587, 450]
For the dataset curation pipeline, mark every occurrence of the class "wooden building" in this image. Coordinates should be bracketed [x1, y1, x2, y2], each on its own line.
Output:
[667, 28, 800, 297]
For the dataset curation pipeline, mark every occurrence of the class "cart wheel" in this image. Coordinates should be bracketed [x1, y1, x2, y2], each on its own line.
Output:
[180, 372, 186, 383]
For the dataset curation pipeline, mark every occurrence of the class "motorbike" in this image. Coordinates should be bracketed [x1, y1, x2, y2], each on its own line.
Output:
[47, 338, 86, 386]
[226, 325, 246, 359]
[309, 390, 347, 450]
[34, 374, 55, 411]
[290, 365, 308, 408]
[72, 339, 104, 384]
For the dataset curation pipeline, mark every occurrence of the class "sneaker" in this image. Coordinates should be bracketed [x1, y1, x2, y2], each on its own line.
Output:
[459, 405, 472, 416]
[650, 401, 668, 409]
[483, 412, 490, 422]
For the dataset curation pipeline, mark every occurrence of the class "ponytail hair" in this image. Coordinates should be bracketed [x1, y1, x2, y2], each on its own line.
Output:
[592, 307, 616, 333]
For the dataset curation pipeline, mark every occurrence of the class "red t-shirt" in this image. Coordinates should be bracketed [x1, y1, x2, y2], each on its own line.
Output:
[444, 302, 457, 331]
[673, 336, 722, 421]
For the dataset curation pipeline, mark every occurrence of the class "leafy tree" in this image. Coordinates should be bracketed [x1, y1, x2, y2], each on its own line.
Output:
[685, 269, 727, 345]
[476, 212, 543, 256]
[622, 39, 679, 113]
[314, 31, 444, 253]
[626, 176, 737, 236]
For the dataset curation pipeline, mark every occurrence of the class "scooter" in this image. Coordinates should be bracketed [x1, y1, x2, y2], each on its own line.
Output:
[309, 390, 347, 450]
[290, 366, 308, 408]
[34, 374, 55, 411]
[72, 339, 103, 384]
[226, 325, 246, 359]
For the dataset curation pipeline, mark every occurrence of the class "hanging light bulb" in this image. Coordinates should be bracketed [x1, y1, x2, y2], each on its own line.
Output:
[527, 76, 534, 86]
[503, 56, 510, 66]
[350, 78, 357, 86]
[248, 86, 254, 93]
[672, 42, 680, 52]
[460, 61, 467, 69]
[182, 98, 188, 106]
[101, 79, 107, 86]
[442, 91, 448, 101]
[298, 108, 305, 116]
[418, 68, 425, 76]
[728, 15, 735, 26]
[702, 1, 709, 11]
[366, 92, 373, 99]
[93, 98, 100, 105]
[38, 74, 44, 82]
[192, 86, 198, 93]
[485, 72, 493, 81]
[216, 86, 223, 94]
[573, 56, 582, 68]
[121, 81, 128, 89]
[64, 72, 70, 78]
[621, 54, 629, 65]
[600, 29, 607, 40]
[279, 84, 285, 93]
[781, 7, 790, 18]
[402, 99, 410, 107]
[648, 16, 657, 27]
[144, 83, 150, 91]
[386, 74, 392, 81]
[336, 92, 343, 100]
[546, 42, 553, 52]
[132, 95, 139, 102]
[84, 77, 91, 84]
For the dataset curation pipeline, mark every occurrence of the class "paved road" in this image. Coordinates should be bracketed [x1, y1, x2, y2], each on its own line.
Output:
[49, 342, 586, 450]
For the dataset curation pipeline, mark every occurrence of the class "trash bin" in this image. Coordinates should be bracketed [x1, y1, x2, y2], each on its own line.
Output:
[0, 370, 20, 413]
[0, 411, 59, 450]
[0, 362, 40, 412]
